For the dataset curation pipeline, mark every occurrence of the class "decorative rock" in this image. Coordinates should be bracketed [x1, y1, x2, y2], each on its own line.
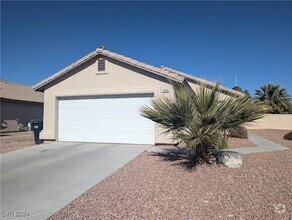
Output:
[146, 146, 167, 154]
[216, 151, 243, 168]
[146, 146, 192, 154]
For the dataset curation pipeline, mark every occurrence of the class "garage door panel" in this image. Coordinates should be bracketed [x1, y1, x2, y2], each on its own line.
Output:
[58, 95, 154, 144]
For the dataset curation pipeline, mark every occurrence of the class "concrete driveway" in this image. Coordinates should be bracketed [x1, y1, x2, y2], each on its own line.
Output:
[1, 142, 151, 220]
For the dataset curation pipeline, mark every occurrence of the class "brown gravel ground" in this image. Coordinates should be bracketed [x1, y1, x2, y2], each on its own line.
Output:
[249, 129, 292, 148]
[0, 132, 36, 153]
[51, 148, 292, 220]
[228, 137, 256, 148]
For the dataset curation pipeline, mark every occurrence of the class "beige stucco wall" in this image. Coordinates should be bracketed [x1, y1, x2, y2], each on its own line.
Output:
[187, 81, 231, 100]
[245, 114, 292, 130]
[40, 56, 177, 144]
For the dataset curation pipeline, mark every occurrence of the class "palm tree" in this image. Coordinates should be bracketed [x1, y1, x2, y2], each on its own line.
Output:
[243, 90, 251, 97]
[232, 86, 250, 97]
[232, 86, 243, 92]
[255, 83, 291, 113]
[141, 82, 264, 164]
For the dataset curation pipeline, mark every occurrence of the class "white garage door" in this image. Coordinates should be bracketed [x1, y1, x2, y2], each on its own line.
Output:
[58, 94, 154, 144]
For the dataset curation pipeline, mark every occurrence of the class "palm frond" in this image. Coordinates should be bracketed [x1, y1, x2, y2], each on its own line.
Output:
[141, 81, 264, 164]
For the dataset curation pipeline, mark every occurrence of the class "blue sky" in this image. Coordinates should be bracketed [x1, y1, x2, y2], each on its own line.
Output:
[1, 1, 292, 95]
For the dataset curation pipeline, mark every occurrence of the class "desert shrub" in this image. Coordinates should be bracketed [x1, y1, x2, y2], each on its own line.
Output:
[229, 126, 248, 139]
[141, 82, 263, 166]
[283, 131, 292, 141]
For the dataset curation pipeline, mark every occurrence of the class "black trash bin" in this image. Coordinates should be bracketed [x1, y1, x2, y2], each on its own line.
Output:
[31, 119, 43, 144]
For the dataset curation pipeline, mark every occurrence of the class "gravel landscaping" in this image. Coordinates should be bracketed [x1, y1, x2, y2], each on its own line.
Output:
[51, 134, 292, 219]
[228, 137, 256, 148]
[0, 132, 36, 153]
[249, 129, 292, 148]
[155, 137, 256, 150]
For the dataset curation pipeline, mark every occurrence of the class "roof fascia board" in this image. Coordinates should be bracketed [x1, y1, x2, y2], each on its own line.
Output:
[103, 53, 184, 83]
[0, 97, 43, 104]
[33, 50, 98, 91]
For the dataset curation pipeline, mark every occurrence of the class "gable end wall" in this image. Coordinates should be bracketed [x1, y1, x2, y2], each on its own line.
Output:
[41, 56, 176, 144]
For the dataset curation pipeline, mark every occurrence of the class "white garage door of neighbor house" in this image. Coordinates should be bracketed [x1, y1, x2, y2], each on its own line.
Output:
[58, 94, 154, 144]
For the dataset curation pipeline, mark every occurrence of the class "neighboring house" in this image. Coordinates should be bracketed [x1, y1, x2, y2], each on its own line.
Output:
[1, 80, 44, 132]
[33, 47, 242, 145]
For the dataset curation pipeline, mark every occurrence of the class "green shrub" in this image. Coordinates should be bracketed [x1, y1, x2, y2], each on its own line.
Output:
[141, 82, 263, 166]
[283, 131, 292, 141]
[229, 126, 248, 139]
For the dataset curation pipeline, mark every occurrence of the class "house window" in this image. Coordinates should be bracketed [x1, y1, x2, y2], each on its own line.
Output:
[98, 58, 106, 72]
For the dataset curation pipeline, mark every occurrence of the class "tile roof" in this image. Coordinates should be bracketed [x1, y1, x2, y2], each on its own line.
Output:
[33, 47, 242, 96]
[161, 66, 243, 96]
[1, 80, 43, 103]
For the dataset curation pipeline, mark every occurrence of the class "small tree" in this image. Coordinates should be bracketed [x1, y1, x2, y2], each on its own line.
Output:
[141, 82, 264, 164]
[255, 83, 291, 113]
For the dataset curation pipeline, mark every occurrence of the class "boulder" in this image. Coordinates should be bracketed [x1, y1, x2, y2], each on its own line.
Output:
[146, 146, 167, 154]
[216, 151, 243, 168]
[146, 146, 192, 154]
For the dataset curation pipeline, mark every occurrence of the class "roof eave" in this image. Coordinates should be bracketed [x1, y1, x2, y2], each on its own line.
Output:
[33, 49, 184, 92]
[33, 48, 242, 97]
[0, 97, 44, 103]
[33, 50, 99, 91]
[162, 67, 244, 97]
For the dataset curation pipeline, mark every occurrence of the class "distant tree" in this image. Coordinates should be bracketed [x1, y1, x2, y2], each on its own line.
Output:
[255, 83, 291, 114]
[243, 90, 251, 97]
[232, 86, 250, 97]
[232, 86, 243, 92]
[286, 98, 292, 114]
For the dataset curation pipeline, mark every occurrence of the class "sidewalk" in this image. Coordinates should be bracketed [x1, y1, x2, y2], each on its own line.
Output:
[147, 133, 289, 155]
[222, 133, 289, 154]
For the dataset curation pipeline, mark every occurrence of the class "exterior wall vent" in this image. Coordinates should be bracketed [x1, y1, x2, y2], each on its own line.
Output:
[98, 58, 106, 72]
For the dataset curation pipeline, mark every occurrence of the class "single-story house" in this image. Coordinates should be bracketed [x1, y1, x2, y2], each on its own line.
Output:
[1, 80, 44, 132]
[33, 47, 242, 145]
